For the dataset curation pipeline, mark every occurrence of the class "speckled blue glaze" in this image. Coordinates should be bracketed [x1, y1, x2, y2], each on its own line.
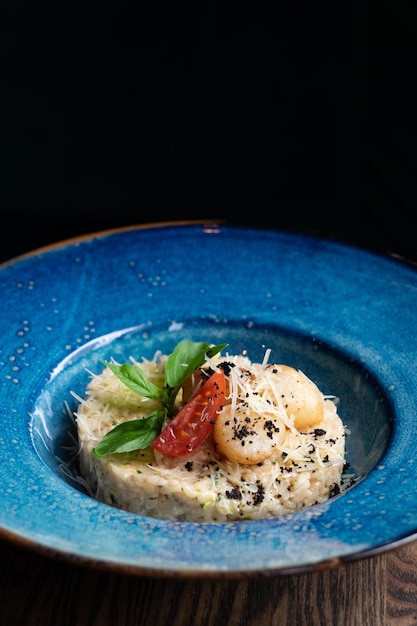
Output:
[1, 223, 417, 577]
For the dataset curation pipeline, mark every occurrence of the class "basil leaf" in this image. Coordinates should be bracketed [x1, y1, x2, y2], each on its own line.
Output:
[102, 361, 162, 401]
[95, 340, 229, 451]
[164, 340, 228, 389]
[93, 410, 165, 456]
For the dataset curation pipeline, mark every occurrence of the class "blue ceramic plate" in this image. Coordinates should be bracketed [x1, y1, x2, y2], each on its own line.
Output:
[1, 222, 417, 578]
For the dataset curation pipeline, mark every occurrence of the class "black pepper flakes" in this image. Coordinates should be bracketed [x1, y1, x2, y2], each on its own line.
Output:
[218, 361, 236, 377]
[330, 483, 341, 497]
[225, 486, 242, 500]
[253, 483, 265, 505]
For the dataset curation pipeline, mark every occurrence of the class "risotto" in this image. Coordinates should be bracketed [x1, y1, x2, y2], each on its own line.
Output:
[73, 343, 347, 522]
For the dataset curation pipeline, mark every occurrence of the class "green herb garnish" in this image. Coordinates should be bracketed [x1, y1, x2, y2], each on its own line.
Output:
[93, 340, 227, 457]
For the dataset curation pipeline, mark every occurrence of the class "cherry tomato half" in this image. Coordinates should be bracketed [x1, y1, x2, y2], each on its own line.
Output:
[151, 370, 226, 457]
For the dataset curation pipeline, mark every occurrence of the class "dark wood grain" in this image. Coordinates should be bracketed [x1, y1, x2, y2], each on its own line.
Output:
[2, 536, 417, 626]
[386, 542, 417, 626]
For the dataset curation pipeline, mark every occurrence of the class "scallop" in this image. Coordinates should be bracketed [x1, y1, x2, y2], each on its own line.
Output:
[267, 364, 325, 429]
[213, 405, 285, 465]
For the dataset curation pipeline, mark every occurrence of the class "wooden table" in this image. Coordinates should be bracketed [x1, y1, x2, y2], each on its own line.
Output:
[1, 534, 417, 625]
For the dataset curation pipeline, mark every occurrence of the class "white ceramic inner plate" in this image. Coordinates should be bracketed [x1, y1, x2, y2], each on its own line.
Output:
[1, 222, 416, 578]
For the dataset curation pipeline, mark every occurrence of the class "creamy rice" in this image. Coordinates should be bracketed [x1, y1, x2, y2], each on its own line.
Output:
[74, 353, 346, 522]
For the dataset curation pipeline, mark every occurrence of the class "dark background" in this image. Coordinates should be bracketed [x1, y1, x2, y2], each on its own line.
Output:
[1, 1, 416, 264]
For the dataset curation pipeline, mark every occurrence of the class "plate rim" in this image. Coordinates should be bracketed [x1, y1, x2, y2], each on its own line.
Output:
[2, 220, 417, 578]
